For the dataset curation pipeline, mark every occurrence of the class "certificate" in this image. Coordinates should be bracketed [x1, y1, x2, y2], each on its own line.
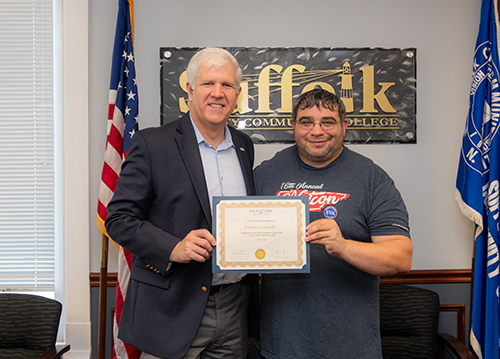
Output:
[212, 196, 310, 273]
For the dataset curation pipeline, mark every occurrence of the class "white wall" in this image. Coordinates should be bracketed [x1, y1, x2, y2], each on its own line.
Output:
[63, 0, 91, 357]
[89, 0, 480, 272]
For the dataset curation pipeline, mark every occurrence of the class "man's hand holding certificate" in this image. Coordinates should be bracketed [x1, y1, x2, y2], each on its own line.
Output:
[212, 196, 310, 273]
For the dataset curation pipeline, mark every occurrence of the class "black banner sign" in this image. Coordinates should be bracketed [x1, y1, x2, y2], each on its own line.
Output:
[160, 47, 416, 144]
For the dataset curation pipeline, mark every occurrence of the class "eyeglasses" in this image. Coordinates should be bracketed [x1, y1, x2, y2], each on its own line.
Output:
[296, 119, 339, 130]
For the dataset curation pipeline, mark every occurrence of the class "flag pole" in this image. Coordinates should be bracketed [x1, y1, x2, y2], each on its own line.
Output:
[468, 226, 476, 349]
[98, 233, 109, 359]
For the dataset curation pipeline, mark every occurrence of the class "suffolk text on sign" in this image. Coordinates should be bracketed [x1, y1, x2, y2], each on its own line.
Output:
[160, 47, 416, 144]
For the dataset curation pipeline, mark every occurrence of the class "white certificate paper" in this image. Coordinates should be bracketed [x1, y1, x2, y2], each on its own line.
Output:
[212, 196, 310, 273]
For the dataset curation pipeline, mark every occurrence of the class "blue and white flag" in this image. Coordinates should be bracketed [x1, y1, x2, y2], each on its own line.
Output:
[456, 0, 500, 358]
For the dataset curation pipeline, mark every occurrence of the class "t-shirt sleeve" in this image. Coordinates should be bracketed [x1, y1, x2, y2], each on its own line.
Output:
[368, 168, 411, 239]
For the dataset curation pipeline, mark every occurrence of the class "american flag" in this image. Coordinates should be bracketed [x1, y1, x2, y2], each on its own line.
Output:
[96, 0, 141, 358]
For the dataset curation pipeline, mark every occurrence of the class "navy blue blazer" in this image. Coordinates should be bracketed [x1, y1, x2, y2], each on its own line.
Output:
[105, 113, 255, 358]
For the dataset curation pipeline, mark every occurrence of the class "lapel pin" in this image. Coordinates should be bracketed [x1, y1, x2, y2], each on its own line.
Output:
[240, 147, 245, 152]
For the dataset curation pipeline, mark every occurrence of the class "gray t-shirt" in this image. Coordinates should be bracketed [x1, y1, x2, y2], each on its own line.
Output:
[254, 145, 410, 359]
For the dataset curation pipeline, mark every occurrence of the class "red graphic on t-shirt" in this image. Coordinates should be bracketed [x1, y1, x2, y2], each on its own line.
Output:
[275, 190, 350, 212]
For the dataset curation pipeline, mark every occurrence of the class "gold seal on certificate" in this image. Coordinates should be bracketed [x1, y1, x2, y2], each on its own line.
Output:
[212, 196, 310, 273]
[255, 249, 266, 260]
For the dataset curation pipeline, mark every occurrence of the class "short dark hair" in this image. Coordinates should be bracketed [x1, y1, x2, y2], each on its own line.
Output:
[292, 88, 347, 121]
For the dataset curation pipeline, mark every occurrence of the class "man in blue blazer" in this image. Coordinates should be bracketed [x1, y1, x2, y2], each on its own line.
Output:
[106, 48, 255, 359]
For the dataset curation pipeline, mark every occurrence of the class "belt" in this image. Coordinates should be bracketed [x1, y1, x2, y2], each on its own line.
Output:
[209, 282, 235, 295]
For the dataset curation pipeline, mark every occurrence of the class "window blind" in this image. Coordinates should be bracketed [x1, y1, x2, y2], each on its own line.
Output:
[0, 0, 56, 291]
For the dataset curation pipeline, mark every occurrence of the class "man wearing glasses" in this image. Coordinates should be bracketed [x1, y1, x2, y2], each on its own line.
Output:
[253, 88, 413, 359]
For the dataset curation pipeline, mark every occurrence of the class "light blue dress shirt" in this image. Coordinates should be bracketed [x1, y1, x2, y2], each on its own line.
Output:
[191, 117, 247, 285]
